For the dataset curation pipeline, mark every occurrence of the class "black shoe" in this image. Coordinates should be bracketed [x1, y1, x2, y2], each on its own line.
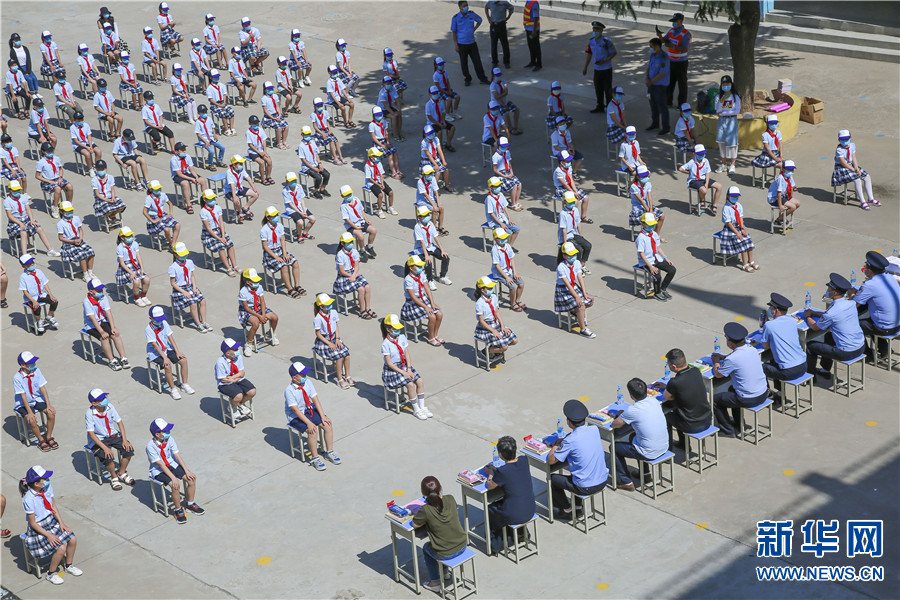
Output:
[659, 290, 672, 300]
[185, 502, 205, 516]
[589, 107, 603, 114]
[504, 64, 511, 70]
[366, 246, 377, 258]
[464, 79, 472, 87]
[523, 63, 535, 69]
[359, 253, 368, 263]
[532, 66, 542, 72]
[478, 79, 490, 85]
[815, 368, 832, 381]
[646, 124, 659, 131]
[320, 189, 331, 197]
[654, 293, 668, 302]
[174, 509, 187, 524]
[671, 437, 686, 450]
[658, 128, 671, 135]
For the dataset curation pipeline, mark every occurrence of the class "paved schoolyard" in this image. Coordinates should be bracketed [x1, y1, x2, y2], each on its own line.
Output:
[1, 2, 898, 599]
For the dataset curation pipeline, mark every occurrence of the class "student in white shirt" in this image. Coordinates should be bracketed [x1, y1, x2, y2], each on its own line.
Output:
[678, 144, 721, 216]
[259, 208, 303, 297]
[141, 91, 175, 154]
[333, 232, 375, 318]
[70, 111, 103, 175]
[282, 172, 316, 240]
[202, 14, 227, 69]
[288, 29, 313, 86]
[246, 115, 274, 185]
[75, 44, 100, 95]
[93, 78, 124, 139]
[490, 137, 523, 210]
[238, 268, 281, 351]
[90, 159, 126, 225]
[156, 2, 183, 51]
[143, 183, 181, 247]
[401, 255, 445, 346]
[274, 56, 303, 115]
[636, 213, 675, 301]
[326, 65, 355, 127]
[618, 126, 645, 176]
[84, 388, 137, 487]
[169, 63, 198, 123]
[112, 129, 149, 191]
[5, 183, 58, 257]
[284, 361, 342, 470]
[117, 52, 144, 110]
[554, 242, 595, 338]
[145, 418, 205, 525]
[6, 59, 32, 118]
[340, 185, 377, 258]
[334, 39, 360, 96]
[474, 276, 518, 361]
[381, 315, 430, 419]
[490, 228, 525, 310]
[413, 206, 451, 287]
[260, 82, 289, 152]
[140, 26, 167, 84]
[228, 46, 257, 106]
[310, 97, 346, 165]
[238, 17, 269, 74]
[365, 147, 396, 218]
[672, 103, 695, 152]
[312, 294, 354, 389]
[298, 126, 330, 198]
[370, 107, 402, 178]
[115, 227, 150, 305]
[0, 135, 27, 192]
[83, 278, 130, 370]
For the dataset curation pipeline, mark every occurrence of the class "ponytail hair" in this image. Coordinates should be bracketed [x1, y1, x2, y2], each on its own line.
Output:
[473, 287, 484, 301]
[421, 475, 443, 512]
[380, 321, 390, 339]
[403, 262, 413, 277]
[18, 478, 29, 497]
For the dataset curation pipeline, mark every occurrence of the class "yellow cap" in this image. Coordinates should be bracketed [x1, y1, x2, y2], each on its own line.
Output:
[487, 176, 502, 188]
[561, 241, 578, 256]
[149, 179, 163, 190]
[563, 190, 577, 203]
[60, 201, 75, 212]
[8, 181, 22, 191]
[202, 188, 217, 200]
[640, 212, 658, 226]
[339, 232, 354, 244]
[242, 267, 262, 282]
[315, 293, 335, 306]
[367, 146, 384, 157]
[421, 165, 435, 175]
[476, 276, 497, 288]
[231, 154, 246, 165]
[264, 206, 280, 217]
[416, 205, 432, 217]
[173, 241, 189, 257]
[301, 125, 313, 135]
[407, 254, 426, 267]
[383, 314, 404, 330]
[492, 228, 510, 240]
[119, 226, 135, 237]
[285, 171, 298, 182]
[340, 185, 353, 197]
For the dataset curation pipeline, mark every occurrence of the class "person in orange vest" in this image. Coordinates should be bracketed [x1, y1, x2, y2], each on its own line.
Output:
[523, 1, 542, 72]
[659, 12, 691, 107]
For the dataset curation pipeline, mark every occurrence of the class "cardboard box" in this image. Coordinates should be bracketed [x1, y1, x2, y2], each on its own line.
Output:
[800, 96, 824, 124]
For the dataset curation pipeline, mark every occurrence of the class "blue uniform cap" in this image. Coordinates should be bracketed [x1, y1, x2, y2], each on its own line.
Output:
[429, 85, 439, 94]
[563, 399, 588, 422]
[723, 322, 748, 342]
[767, 293, 792, 311]
[289, 361, 311, 376]
[827, 273, 851, 292]
[865, 250, 889, 271]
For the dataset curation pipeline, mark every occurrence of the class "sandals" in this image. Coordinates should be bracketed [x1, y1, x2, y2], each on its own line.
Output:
[345, 376, 356, 387]
[120, 473, 135, 486]
[289, 288, 302, 298]
[39, 440, 51, 452]
[360, 309, 377, 320]
[427, 338, 443, 347]
[750, 262, 760, 271]
[299, 233, 315, 241]
[337, 378, 351, 390]
[185, 205, 194, 214]
[437, 227, 450, 236]
[110, 478, 123, 491]
[741, 263, 755, 273]
[1, 299, 7, 308]
[46, 437, 59, 449]
[512, 302, 526, 312]
[292, 287, 307, 297]
[581, 216, 594, 224]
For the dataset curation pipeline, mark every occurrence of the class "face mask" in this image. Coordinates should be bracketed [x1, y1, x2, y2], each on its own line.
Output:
[45, 152, 53, 159]
[342, 196, 352, 203]
[422, 215, 432, 224]
[425, 174, 434, 182]
[558, 124, 567, 132]
[75, 121, 84, 128]
[696, 154, 706, 161]
[63, 212, 73, 219]
[209, 20, 215, 26]
[97, 170, 106, 177]
[291, 36, 300, 42]
[270, 216, 280, 224]
[490, 110, 500, 117]
[784, 171, 793, 179]
[427, 133, 436, 140]
[176, 256, 186, 264]
[97, 398, 110, 409]
[162, 432, 171, 441]
[123, 236, 134, 245]
[11, 66, 18, 72]
[374, 114, 383, 122]
[303, 135, 312, 142]
[250, 125, 259, 132]
[414, 266, 424, 275]
[461, 6, 469, 13]
[592, 31, 601, 39]
[146, 33, 153, 39]
[122, 59, 129, 65]
[4, 143, 12, 149]
[640, 176, 650, 184]
[14, 41, 22, 48]
[177, 152, 187, 159]
[497, 237, 507, 245]
[682, 111, 691, 117]
[298, 375, 308, 385]
[315, 106, 324, 113]
[437, 65, 444, 72]
[148, 100, 155, 107]
[80, 51, 88, 56]
[37, 108, 45, 114]
[94, 291, 105, 300]
[721, 85, 731, 92]
[566, 255, 577, 263]
[339, 46, 347, 52]
[21, 364, 35, 372]
[343, 243, 354, 251]
[551, 89, 560, 96]
[322, 304, 333, 311]
[643, 225, 655, 233]
[839, 139, 850, 147]
[484, 287, 494, 296]
[236, 165, 244, 173]
[564, 203, 576, 211]
[243, 26, 251, 32]
[288, 182, 298, 190]
[388, 328, 401, 337]
[99, 87, 107, 93]
[768, 123, 778, 130]
[151, 189, 161, 197]
[211, 77, 219, 83]
[249, 281, 260, 290]
[25, 265, 36, 273]
[11, 191, 21, 199]
[58, 79, 66, 85]
[42, 480, 50, 489]
[766, 307, 775, 320]
[330, 73, 338, 80]
[265, 89, 274, 96]
[615, 94, 623, 101]
[726, 197, 737, 205]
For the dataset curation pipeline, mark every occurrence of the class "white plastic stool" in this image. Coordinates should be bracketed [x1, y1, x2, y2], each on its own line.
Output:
[219, 392, 254, 427]
[566, 488, 607, 534]
[502, 514, 540, 561]
[685, 425, 719, 473]
[637, 451, 675, 499]
[287, 421, 327, 462]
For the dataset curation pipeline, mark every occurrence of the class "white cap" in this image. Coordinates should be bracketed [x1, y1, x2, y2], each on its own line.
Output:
[59, 200, 75, 212]
[838, 129, 851, 139]
[42, 31, 52, 38]
[636, 166, 650, 177]
[783, 159, 796, 170]
[727, 185, 741, 196]
[291, 29, 301, 36]
[694, 144, 706, 154]
[172, 62, 182, 71]
[263, 80, 274, 89]
[498, 136, 509, 147]
[766, 115, 778, 123]
[313, 97, 324, 105]
[143, 26, 153, 34]
[210, 68, 220, 77]
[339, 184, 353, 197]
[149, 305, 167, 320]
[337, 38, 346, 46]
[19, 253, 35, 266]
[241, 16, 251, 25]
[625, 125, 636, 134]
[18, 351, 38, 364]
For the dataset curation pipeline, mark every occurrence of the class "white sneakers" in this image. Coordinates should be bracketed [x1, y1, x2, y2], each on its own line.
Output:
[170, 388, 182, 400]
[270, 333, 280, 346]
[181, 383, 195, 395]
[47, 249, 61, 257]
[581, 328, 597, 339]
[136, 297, 151, 307]
[243, 345, 253, 357]
[413, 407, 428, 420]
[47, 564, 82, 584]
[437, 277, 452, 286]
[428, 280, 437, 291]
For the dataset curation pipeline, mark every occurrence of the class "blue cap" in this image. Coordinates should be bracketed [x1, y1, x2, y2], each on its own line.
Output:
[423, 125, 435, 135]
[827, 273, 851, 292]
[88, 388, 109, 404]
[429, 85, 439, 94]
[25, 465, 53, 483]
[220, 337, 241, 353]
[289, 361, 311, 376]
[767, 293, 792, 311]
[488, 100, 501, 110]
[150, 417, 174, 434]
[723, 322, 748, 342]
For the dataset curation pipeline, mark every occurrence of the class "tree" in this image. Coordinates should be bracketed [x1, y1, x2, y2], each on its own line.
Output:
[592, 1, 760, 108]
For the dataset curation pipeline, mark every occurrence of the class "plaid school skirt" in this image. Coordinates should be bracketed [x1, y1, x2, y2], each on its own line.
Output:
[674, 135, 693, 152]
[201, 228, 233, 252]
[337, 71, 359, 87]
[629, 206, 663, 226]
[315, 131, 338, 146]
[94, 196, 126, 217]
[401, 298, 436, 322]
[751, 149, 779, 168]
[0, 165, 26, 180]
[554, 282, 588, 313]
[147, 215, 178, 235]
[607, 126, 625, 144]
[79, 69, 99, 86]
[61, 240, 95, 263]
[209, 103, 234, 119]
[6, 216, 38, 237]
[475, 322, 517, 348]
[419, 159, 448, 174]
[262, 247, 296, 272]
[437, 90, 458, 101]
[204, 43, 225, 56]
[119, 80, 143, 95]
[170, 94, 192, 108]
[40, 178, 70, 193]
[374, 140, 397, 156]
[160, 28, 183, 46]
[288, 57, 311, 71]
[333, 273, 368, 295]
[555, 186, 586, 201]
[242, 43, 269, 61]
[718, 227, 754, 255]
[392, 78, 408, 92]
[262, 115, 288, 129]
[499, 101, 517, 116]
[24, 514, 74, 560]
[313, 335, 350, 359]
[382, 363, 419, 389]
[831, 165, 868, 187]
[239, 305, 273, 327]
[40, 60, 65, 78]
[170, 283, 204, 310]
[496, 170, 520, 192]
[115, 265, 146, 285]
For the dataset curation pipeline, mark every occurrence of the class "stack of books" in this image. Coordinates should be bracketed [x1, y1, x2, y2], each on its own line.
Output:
[523, 435, 549, 454]
[457, 470, 486, 487]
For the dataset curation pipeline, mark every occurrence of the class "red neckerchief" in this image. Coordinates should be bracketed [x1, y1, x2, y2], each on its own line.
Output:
[287, 187, 302, 210]
[36, 489, 53, 511]
[487, 112, 499, 137]
[422, 222, 432, 246]
[124, 242, 139, 271]
[291, 41, 302, 57]
[304, 141, 316, 165]
[79, 55, 92, 74]
[229, 166, 243, 191]
[250, 128, 263, 149]
[148, 105, 160, 127]
[636, 182, 647, 202]
[388, 336, 407, 368]
[180, 261, 191, 286]
[694, 159, 703, 180]
[124, 64, 136, 85]
[30, 272, 42, 295]
[348, 199, 362, 220]
[783, 174, 792, 199]
[432, 99, 441, 123]
[12, 194, 24, 214]
[732, 203, 743, 230]
[386, 59, 398, 77]
[151, 322, 168, 354]
[630, 141, 638, 160]
[175, 75, 186, 93]
[611, 100, 623, 123]
[95, 174, 109, 196]
[412, 274, 425, 298]
[21, 369, 35, 396]
[151, 193, 165, 216]
[60, 84, 71, 102]
[551, 93, 562, 112]
[278, 68, 289, 86]
[343, 248, 355, 270]
[315, 111, 328, 131]
[161, 13, 171, 26]
[43, 42, 56, 63]
[94, 407, 112, 435]
[681, 116, 690, 132]
[496, 80, 505, 97]
[155, 439, 173, 467]
[104, 31, 116, 48]
[9, 70, 22, 91]
[485, 296, 499, 323]
[88, 293, 108, 321]
[558, 130, 570, 149]
[322, 311, 335, 338]
[76, 124, 88, 143]
[235, 60, 245, 77]
[499, 150, 510, 172]
[64, 217, 77, 239]
[209, 26, 219, 45]
[502, 245, 512, 271]
[566, 209, 577, 230]
[765, 130, 780, 154]
[489, 191, 503, 217]
[294, 382, 314, 413]
[568, 264, 576, 286]
[440, 72, 449, 89]
[339, 51, 349, 70]
[564, 165, 575, 189]
[386, 90, 394, 110]
[248, 287, 261, 312]
[228, 356, 239, 376]
[367, 159, 383, 185]
[648, 231, 658, 256]
[374, 120, 387, 139]
[204, 206, 220, 230]
[268, 223, 278, 245]
[100, 92, 111, 112]
[37, 111, 48, 131]
[179, 157, 190, 174]
[200, 118, 213, 140]
[211, 84, 223, 102]
[145, 37, 157, 56]
[844, 145, 851, 162]
[4, 147, 18, 168]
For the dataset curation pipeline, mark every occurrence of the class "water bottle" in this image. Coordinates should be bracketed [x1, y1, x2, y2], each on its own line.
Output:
[616, 385, 623, 404]
[714, 336, 721, 354]
[556, 417, 564, 439]
[893, 248, 899, 258]
[805, 290, 811, 309]
[492, 444, 500, 466]
[850, 269, 857, 288]
[759, 310, 767, 330]
[663, 359, 671, 380]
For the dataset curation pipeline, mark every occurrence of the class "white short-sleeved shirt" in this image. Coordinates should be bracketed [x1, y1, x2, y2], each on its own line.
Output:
[170, 73, 190, 95]
[203, 25, 221, 48]
[275, 68, 291, 90]
[721, 202, 744, 227]
[118, 63, 138, 85]
[340, 198, 366, 227]
[370, 118, 390, 141]
[146, 437, 180, 477]
[482, 113, 502, 141]
[326, 77, 345, 100]
[19, 268, 49, 300]
[29, 109, 50, 136]
[767, 173, 795, 204]
[381, 334, 410, 367]
[284, 379, 318, 421]
[550, 129, 573, 153]
[378, 87, 399, 112]
[22, 484, 55, 522]
[491, 244, 515, 280]
[238, 285, 266, 312]
[492, 149, 514, 174]
[413, 221, 439, 253]
[206, 83, 227, 105]
[200, 205, 224, 232]
[364, 159, 385, 186]
[558, 207, 580, 244]
[239, 27, 262, 46]
[53, 82, 75, 107]
[228, 57, 249, 81]
[215, 353, 245, 385]
[4, 193, 30, 219]
[421, 138, 442, 164]
[553, 164, 574, 189]
[335, 248, 360, 274]
[13, 367, 48, 408]
[475, 294, 501, 326]
[190, 48, 206, 72]
[116, 240, 142, 270]
[404, 273, 428, 301]
[168, 259, 196, 288]
[289, 40, 306, 60]
[415, 177, 437, 205]
[425, 98, 443, 126]
[620, 398, 669, 459]
[834, 142, 857, 166]
[606, 99, 625, 128]
[57, 215, 83, 241]
[297, 139, 319, 171]
[630, 181, 652, 213]
[141, 37, 161, 60]
[146, 320, 175, 359]
[170, 154, 194, 178]
[674, 115, 694, 138]
[70, 122, 93, 149]
[313, 310, 340, 340]
[260, 222, 285, 250]
[636, 230, 664, 265]
[113, 137, 138, 158]
[85, 405, 122, 443]
[77, 54, 97, 75]
[195, 116, 217, 142]
[246, 127, 267, 154]
[310, 110, 331, 133]
[36, 157, 64, 181]
[556, 259, 583, 287]
[142, 104, 165, 128]
[282, 184, 307, 215]
[225, 167, 250, 194]
[681, 158, 710, 183]
[485, 191, 509, 226]
[6, 69, 26, 93]
[619, 139, 642, 168]
[91, 174, 114, 199]
[261, 94, 280, 118]
[1, 146, 21, 171]
[547, 92, 565, 115]
[144, 193, 170, 219]
[82, 293, 112, 329]
[761, 129, 782, 153]
[433, 70, 453, 92]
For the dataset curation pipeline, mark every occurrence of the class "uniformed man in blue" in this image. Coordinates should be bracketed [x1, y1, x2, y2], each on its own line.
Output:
[849, 251, 900, 360]
[451, 1, 489, 87]
[760, 292, 807, 397]
[547, 399, 608, 520]
[582, 22, 617, 114]
[645, 38, 670, 134]
[804, 273, 865, 382]
[712, 322, 769, 437]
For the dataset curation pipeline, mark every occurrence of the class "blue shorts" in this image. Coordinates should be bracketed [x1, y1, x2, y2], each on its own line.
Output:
[288, 409, 321, 433]
[15, 402, 48, 416]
